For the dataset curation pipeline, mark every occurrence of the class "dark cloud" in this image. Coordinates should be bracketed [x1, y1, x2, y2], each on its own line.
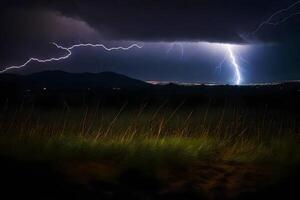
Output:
[2, 0, 300, 43]
[0, 3, 100, 65]
[0, 0, 299, 83]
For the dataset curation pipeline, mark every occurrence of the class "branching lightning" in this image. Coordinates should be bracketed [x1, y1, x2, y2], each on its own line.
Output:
[217, 1, 300, 85]
[226, 45, 241, 85]
[167, 43, 184, 59]
[252, 0, 300, 35]
[210, 43, 243, 85]
[227, 46, 241, 85]
[215, 54, 227, 73]
[0, 42, 143, 73]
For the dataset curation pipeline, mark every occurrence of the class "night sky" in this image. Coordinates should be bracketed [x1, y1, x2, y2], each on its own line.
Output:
[1, 0, 300, 84]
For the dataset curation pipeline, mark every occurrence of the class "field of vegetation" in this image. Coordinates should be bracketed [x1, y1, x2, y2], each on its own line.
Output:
[1, 101, 300, 198]
[0, 100, 299, 199]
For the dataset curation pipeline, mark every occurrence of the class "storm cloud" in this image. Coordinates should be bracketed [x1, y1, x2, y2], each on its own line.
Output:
[0, 0, 299, 83]
[2, 0, 300, 43]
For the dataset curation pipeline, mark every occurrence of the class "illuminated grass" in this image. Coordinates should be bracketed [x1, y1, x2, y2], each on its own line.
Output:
[0, 104, 299, 170]
[1, 134, 300, 170]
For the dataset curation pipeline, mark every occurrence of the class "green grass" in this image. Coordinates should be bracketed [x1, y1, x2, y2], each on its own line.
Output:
[0, 103, 299, 171]
[1, 134, 300, 166]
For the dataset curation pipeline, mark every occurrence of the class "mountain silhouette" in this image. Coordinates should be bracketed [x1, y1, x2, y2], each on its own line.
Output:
[0, 71, 150, 90]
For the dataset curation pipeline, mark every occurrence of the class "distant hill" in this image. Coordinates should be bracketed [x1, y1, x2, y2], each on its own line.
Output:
[0, 71, 150, 90]
[0, 71, 299, 94]
[0, 71, 299, 109]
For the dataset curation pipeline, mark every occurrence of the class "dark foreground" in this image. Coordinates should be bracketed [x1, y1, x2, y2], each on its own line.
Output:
[1, 157, 300, 200]
[0, 71, 299, 199]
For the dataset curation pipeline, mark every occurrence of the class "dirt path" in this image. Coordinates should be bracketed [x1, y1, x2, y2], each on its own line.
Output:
[1, 157, 297, 200]
[62, 160, 273, 199]
[158, 161, 272, 199]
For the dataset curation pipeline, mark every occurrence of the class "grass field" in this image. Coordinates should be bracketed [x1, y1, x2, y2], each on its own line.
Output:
[0, 102, 299, 199]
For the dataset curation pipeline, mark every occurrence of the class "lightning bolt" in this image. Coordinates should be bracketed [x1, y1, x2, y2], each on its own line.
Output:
[0, 42, 143, 73]
[215, 54, 227, 73]
[251, 0, 300, 35]
[212, 44, 242, 85]
[167, 43, 184, 59]
[267, 11, 300, 25]
[226, 45, 241, 85]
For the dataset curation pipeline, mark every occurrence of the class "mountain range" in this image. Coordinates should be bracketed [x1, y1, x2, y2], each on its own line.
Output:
[0, 71, 149, 90]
